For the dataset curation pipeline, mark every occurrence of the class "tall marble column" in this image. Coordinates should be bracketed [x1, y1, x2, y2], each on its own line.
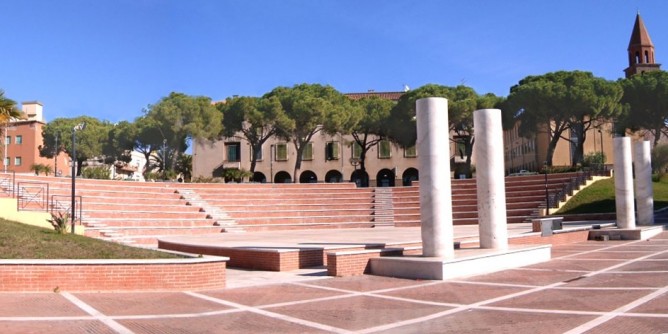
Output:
[614, 137, 636, 229]
[634, 140, 654, 225]
[416, 97, 454, 258]
[474, 109, 508, 250]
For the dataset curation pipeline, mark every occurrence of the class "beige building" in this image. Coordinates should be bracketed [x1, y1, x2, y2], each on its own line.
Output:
[193, 91, 422, 186]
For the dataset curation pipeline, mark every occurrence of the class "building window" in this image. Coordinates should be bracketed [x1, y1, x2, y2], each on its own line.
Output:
[225, 142, 241, 162]
[275, 143, 288, 161]
[14, 157, 22, 166]
[351, 142, 362, 159]
[4, 136, 9, 145]
[404, 144, 417, 158]
[251, 146, 263, 161]
[3, 157, 9, 166]
[325, 141, 339, 160]
[302, 142, 313, 161]
[378, 140, 392, 159]
[15, 135, 22, 145]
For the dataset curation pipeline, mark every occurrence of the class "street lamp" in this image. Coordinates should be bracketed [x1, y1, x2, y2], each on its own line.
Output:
[71, 122, 86, 233]
[54, 134, 59, 177]
[544, 161, 549, 216]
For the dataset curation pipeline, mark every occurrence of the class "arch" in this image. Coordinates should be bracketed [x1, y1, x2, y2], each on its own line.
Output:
[402, 168, 419, 186]
[350, 170, 369, 187]
[274, 171, 292, 183]
[252, 172, 267, 183]
[376, 168, 395, 187]
[645, 50, 650, 63]
[299, 170, 318, 183]
[635, 51, 640, 64]
[325, 170, 343, 183]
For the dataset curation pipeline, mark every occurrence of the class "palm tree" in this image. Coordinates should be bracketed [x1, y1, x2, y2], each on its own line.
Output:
[0, 90, 22, 122]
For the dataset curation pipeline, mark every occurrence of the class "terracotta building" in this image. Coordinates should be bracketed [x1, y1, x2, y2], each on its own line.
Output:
[3, 101, 70, 176]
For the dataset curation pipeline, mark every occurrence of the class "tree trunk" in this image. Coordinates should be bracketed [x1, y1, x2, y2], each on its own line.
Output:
[292, 140, 303, 183]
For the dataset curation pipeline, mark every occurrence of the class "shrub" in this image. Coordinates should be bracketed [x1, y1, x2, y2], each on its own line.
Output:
[582, 152, 605, 170]
[47, 212, 70, 234]
[30, 163, 53, 176]
[652, 144, 668, 176]
[82, 166, 111, 180]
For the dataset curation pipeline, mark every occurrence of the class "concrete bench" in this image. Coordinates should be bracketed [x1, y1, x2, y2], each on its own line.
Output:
[531, 217, 564, 236]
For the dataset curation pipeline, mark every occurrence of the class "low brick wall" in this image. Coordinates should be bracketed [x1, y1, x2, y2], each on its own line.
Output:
[509, 230, 591, 246]
[327, 247, 421, 277]
[0, 257, 227, 292]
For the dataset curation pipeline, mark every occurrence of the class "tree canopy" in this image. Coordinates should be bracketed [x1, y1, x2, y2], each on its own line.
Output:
[388, 84, 502, 176]
[142, 92, 222, 172]
[505, 71, 622, 166]
[347, 96, 394, 183]
[619, 70, 668, 146]
[40, 116, 112, 175]
[218, 95, 289, 173]
[265, 83, 350, 182]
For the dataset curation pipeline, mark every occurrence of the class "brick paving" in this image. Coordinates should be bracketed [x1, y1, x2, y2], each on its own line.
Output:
[0, 230, 666, 333]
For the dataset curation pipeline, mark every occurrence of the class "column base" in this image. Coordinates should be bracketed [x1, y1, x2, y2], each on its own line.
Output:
[368, 245, 551, 280]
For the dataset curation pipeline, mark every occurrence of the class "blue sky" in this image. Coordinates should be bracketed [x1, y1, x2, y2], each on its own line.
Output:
[1, 0, 665, 123]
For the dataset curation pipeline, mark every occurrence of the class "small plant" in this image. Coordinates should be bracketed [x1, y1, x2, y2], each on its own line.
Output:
[30, 163, 53, 176]
[47, 212, 70, 234]
[82, 166, 111, 180]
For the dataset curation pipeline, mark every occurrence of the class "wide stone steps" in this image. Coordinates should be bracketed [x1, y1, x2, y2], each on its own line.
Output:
[82, 210, 208, 219]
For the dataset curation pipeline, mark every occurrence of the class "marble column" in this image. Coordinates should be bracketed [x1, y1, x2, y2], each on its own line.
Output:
[474, 109, 508, 250]
[614, 137, 636, 229]
[416, 97, 454, 258]
[634, 140, 654, 225]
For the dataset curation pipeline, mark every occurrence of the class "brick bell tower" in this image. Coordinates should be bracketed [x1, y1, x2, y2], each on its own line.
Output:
[624, 12, 661, 78]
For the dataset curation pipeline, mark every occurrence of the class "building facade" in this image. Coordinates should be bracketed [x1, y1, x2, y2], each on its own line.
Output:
[3, 101, 70, 176]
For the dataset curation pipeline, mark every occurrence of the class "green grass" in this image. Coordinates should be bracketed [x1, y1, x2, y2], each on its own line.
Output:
[0, 219, 183, 259]
[556, 175, 668, 214]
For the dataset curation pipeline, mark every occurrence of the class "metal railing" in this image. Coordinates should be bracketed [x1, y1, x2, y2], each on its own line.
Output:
[0, 170, 15, 197]
[16, 182, 49, 212]
[50, 194, 83, 225]
[547, 171, 593, 209]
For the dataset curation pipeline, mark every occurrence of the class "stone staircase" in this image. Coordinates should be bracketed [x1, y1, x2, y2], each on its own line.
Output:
[373, 187, 394, 227]
[176, 188, 244, 232]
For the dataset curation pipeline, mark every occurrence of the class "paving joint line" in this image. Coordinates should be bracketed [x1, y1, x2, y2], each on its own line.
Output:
[61, 292, 135, 334]
[185, 291, 353, 334]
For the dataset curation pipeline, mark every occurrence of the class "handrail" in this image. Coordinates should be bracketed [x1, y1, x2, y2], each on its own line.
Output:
[16, 181, 49, 212]
[547, 170, 592, 209]
[50, 194, 83, 225]
[0, 170, 15, 197]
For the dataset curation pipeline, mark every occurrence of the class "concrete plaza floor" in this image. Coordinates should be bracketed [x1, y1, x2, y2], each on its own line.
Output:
[0, 214, 667, 333]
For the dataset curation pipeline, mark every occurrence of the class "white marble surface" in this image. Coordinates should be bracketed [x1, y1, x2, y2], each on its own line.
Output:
[614, 137, 636, 229]
[416, 97, 454, 258]
[474, 109, 509, 250]
[634, 140, 654, 225]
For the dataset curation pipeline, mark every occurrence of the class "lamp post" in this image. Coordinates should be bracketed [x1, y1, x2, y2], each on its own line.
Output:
[599, 129, 604, 163]
[71, 122, 86, 233]
[544, 161, 549, 216]
[54, 134, 59, 177]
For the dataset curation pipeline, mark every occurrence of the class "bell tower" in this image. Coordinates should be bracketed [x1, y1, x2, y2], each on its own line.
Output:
[624, 13, 661, 78]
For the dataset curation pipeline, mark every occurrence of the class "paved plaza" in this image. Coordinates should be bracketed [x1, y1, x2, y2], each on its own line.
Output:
[1, 224, 667, 333]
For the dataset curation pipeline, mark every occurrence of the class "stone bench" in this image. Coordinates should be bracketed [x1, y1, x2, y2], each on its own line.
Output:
[531, 216, 564, 236]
